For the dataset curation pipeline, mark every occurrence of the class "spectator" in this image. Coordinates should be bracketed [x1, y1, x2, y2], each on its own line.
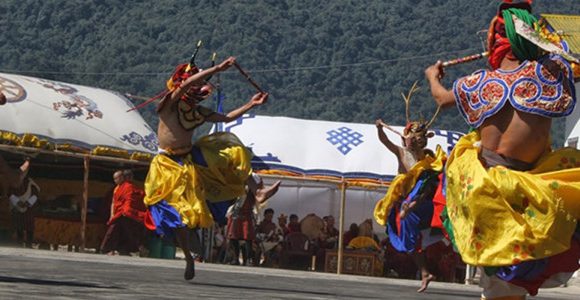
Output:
[255, 208, 283, 266]
[343, 223, 359, 248]
[8, 176, 39, 248]
[321, 215, 339, 249]
[278, 214, 289, 237]
[287, 214, 301, 233]
[100, 170, 147, 255]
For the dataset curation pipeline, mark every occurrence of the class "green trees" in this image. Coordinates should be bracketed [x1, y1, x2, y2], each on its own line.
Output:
[0, 0, 576, 144]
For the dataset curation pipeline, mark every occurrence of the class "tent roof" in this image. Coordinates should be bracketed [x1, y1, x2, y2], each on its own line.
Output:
[542, 14, 580, 54]
[216, 115, 464, 182]
[0, 72, 157, 161]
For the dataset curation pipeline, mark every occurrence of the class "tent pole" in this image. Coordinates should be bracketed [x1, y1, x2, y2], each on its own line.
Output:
[336, 180, 347, 275]
[80, 156, 90, 252]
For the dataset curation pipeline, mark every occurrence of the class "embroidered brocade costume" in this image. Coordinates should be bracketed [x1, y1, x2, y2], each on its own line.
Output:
[374, 146, 446, 252]
[143, 132, 253, 233]
[447, 54, 580, 296]
[453, 54, 575, 127]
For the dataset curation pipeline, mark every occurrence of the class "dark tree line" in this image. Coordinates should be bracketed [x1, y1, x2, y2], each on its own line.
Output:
[0, 0, 577, 144]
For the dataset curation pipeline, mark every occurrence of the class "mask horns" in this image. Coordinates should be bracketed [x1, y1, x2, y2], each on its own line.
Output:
[187, 40, 203, 72]
[402, 81, 420, 125]
[426, 105, 441, 130]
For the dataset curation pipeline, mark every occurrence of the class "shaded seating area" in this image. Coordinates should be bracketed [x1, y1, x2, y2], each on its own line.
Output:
[324, 236, 384, 276]
[279, 232, 313, 270]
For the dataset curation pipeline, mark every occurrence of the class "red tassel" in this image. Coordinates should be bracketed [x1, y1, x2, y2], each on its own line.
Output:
[126, 90, 169, 112]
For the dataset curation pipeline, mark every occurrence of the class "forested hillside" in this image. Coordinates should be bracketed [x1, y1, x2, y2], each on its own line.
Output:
[0, 0, 577, 144]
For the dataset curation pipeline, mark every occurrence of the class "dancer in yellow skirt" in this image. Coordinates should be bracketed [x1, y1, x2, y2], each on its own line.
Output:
[373, 83, 446, 293]
[142, 54, 278, 280]
[425, 1, 579, 298]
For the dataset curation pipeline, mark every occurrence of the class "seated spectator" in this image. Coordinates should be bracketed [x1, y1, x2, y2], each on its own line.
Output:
[358, 219, 380, 244]
[278, 214, 289, 237]
[348, 236, 380, 251]
[287, 214, 301, 233]
[320, 215, 339, 249]
[255, 208, 283, 267]
[343, 223, 359, 248]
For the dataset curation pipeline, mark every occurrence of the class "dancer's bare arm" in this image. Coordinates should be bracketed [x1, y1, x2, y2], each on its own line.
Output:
[168, 57, 236, 105]
[425, 61, 455, 108]
[206, 92, 269, 123]
[376, 119, 402, 157]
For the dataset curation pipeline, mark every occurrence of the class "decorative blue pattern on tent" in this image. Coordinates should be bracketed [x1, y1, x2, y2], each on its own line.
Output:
[326, 127, 363, 155]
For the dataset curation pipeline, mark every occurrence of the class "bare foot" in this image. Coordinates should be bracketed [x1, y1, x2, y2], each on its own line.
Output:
[399, 201, 417, 219]
[417, 274, 435, 293]
[184, 260, 195, 280]
[255, 180, 281, 204]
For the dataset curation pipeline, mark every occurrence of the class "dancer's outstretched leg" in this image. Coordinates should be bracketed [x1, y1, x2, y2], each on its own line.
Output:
[175, 227, 195, 280]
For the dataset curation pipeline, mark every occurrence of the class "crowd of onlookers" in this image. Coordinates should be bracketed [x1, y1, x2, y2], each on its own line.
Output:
[1, 166, 463, 283]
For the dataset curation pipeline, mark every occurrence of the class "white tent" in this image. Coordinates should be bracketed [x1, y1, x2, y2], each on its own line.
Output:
[214, 115, 464, 237]
[0, 72, 157, 157]
[565, 82, 580, 149]
[0, 72, 157, 250]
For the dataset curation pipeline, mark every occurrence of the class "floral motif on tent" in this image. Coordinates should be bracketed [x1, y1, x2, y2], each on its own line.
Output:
[121, 131, 158, 152]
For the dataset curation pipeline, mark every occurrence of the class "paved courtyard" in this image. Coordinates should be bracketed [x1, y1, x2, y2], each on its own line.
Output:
[0, 247, 578, 299]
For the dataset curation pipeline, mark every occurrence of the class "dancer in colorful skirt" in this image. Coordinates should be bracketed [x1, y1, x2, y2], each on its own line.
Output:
[424, 1, 580, 298]
[142, 53, 276, 280]
[373, 83, 446, 293]
[226, 173, 281, 266]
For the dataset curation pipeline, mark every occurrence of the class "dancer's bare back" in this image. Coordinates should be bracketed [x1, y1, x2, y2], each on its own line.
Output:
[425, 58, 564, 164]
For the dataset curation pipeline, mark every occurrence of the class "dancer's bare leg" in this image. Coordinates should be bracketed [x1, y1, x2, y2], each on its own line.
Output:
[175, 227, 195, 280]
[412, 252, 435, 293]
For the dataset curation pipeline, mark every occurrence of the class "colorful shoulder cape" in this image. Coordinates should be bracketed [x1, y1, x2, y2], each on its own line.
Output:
[452, 54, 576, 128]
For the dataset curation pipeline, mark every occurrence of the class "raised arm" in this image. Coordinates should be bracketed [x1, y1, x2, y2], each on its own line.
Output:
[206, 92, 269, 123]
[169, 57, 236, 104]
[375, 119, 401, 157]
[425, 61, 455, 108]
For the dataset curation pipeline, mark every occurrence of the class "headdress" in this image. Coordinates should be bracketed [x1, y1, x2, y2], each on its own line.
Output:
[166, 41, 216, 103]
[127, 41, 216, 112]
[401, 81, 440, 142]
[487, 0, 538, 69]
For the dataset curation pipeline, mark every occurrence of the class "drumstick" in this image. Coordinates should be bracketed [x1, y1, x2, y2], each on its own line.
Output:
[442, 52, 489, 68]
[233, 62, 264, 93]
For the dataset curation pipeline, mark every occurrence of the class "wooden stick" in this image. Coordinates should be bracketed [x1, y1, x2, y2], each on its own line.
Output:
[378, 122, 404, 138]
[442, 52, 489, 68]
[233, 62, 264, 93]
[80, 156, 90, 252]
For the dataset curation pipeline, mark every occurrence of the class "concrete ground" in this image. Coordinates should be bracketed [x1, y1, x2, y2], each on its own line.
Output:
[0, 247, 578, 300]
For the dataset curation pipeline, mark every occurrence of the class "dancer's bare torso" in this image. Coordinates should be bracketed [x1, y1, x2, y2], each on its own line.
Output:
[157, 101, 196, 155]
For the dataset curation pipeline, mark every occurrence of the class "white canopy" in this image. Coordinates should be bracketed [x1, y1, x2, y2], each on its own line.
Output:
[214, 115, 464, 233]
[0, 72, 157, 156]
[216, 114, 464, 182]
